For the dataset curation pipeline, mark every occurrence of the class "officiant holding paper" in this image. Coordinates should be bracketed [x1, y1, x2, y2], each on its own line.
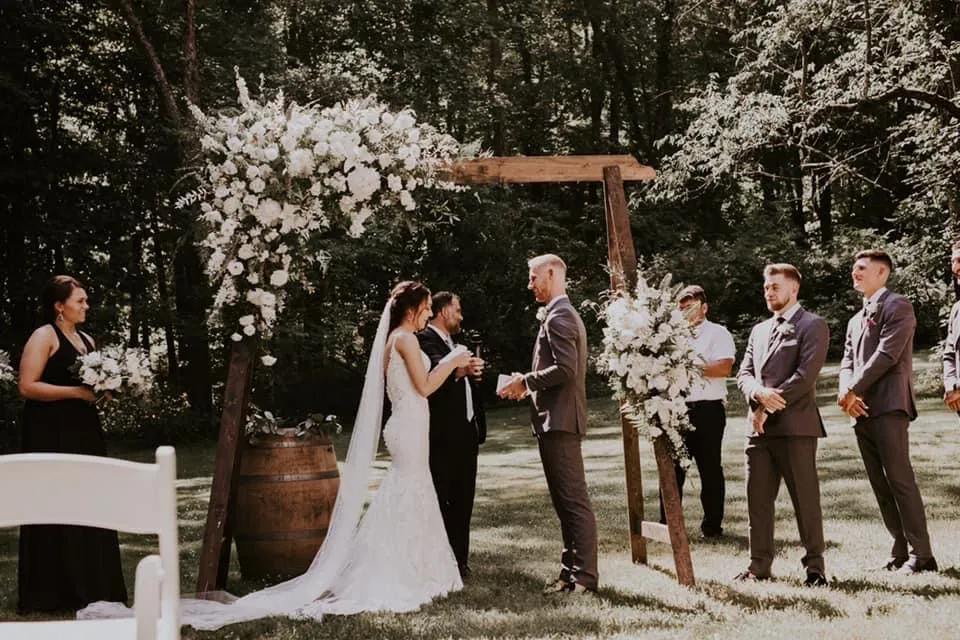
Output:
[417, 292, 486, 580]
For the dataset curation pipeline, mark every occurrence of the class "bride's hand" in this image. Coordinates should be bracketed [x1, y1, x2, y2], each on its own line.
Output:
[452, 350, 472, 369]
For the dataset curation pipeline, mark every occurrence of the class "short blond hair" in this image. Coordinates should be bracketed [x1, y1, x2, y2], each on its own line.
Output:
[527, 254, 567, 277]
[763, 263, 802, 284]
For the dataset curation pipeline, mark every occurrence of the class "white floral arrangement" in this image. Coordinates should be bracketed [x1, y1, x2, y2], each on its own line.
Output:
[186, 70, 467, 364]
[0, 350, 15, 388]
[595, 272, 704, 461]
[74, 346, 154, 397]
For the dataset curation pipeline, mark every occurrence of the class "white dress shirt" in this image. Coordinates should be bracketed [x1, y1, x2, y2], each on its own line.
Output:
[429, 325, 474, 421]
[687, 319, 736, 402]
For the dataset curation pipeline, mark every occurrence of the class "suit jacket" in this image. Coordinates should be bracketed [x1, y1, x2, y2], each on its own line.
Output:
[839, 289, 917, 420]
[524, 297, 588, 436]
[737, 307, 829, 438]
[943, 299, 960, 393]
[417, 327, 487, 445]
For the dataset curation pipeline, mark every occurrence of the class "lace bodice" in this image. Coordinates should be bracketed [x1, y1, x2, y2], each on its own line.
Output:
[385, 337, 430, 410]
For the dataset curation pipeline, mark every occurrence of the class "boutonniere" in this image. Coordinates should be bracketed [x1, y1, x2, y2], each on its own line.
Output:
[864, 300, 880, 328]
[536, 307, 548, 324]
[776, 322, 795, 338]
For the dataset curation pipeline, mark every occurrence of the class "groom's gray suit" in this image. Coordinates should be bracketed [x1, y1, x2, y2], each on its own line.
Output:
[523, 295, 598, 589]
[737, 306, 828, 578]
[840, 289, 933, 563]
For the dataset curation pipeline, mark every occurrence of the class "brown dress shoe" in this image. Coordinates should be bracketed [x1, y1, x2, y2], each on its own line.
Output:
[542, 579, 568, 595]
[733, 570, 770, 582]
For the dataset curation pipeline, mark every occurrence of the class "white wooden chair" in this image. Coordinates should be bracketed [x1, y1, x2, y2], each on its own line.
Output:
[0, 446, 180, 640]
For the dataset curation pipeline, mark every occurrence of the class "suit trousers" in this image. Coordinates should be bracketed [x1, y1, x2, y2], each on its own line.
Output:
[429, 430, 479, 571]
[658, 400, 726, 536]
[853, 412, 933, 560]
[537, 431, 598, 589]
[745, 436, 825, 577]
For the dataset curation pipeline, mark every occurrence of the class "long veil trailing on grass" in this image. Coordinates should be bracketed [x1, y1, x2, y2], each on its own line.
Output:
[79, 300, 393, 630]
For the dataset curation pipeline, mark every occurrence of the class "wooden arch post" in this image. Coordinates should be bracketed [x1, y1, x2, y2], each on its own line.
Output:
[449, 155, 695, 586]
[196, 154, 694, 594]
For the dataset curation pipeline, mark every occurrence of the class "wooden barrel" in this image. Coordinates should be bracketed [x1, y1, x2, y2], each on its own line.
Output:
[234, 428, 339, 581]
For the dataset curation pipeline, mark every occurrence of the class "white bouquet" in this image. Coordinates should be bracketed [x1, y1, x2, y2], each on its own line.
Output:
[596, 272, 704, 461]
[185, 70, 469, 360]
[0, 350, 15, 388]
[74, 346, 153, 397]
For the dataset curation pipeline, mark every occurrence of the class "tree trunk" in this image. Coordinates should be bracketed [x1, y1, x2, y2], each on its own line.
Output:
[487, 0, 506, 155]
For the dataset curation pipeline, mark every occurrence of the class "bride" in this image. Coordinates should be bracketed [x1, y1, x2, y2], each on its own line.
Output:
[80, 281, 472, 629]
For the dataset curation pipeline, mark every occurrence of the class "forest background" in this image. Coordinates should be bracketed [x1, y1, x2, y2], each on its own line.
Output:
[1, 0, 958, 446]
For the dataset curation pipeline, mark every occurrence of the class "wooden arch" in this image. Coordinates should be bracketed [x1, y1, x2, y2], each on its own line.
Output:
[196, 154, 695, 593]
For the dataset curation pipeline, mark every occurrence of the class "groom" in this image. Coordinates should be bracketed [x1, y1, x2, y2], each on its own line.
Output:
[417, 291, 486, 580]
[499, 254, 598, 595]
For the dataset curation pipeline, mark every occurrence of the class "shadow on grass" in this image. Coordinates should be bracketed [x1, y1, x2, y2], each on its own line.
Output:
[829, 576, 960, 599]
[696, 579, 846, 620]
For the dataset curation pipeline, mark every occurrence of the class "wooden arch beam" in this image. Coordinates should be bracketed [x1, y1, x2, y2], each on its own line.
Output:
[446, 155, 656, 184]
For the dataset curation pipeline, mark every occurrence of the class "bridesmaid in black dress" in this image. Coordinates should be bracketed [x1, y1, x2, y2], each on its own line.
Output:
[16, 275, 128, 614]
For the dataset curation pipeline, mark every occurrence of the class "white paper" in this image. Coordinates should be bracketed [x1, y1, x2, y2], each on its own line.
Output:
[439, 344, 468, 365]
[496, 374, 513, 394]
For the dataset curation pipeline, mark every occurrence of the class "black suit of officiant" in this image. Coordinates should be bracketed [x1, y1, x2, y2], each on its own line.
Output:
[417, 327, 486, 575]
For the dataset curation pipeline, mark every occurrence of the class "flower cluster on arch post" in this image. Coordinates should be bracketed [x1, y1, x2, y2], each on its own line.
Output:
[595, 272, 705, 462]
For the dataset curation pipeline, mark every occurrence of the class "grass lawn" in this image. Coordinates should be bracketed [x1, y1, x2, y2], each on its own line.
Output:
[2, 363, 960, 638]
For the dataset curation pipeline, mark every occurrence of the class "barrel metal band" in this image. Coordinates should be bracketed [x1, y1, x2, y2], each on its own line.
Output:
[234, 529, 328, 542]
[238, 470, 340, 484]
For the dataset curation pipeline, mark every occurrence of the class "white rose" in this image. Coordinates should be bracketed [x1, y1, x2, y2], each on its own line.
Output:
[249, 177, 266, 193]
[231, 333, 243, 342]
[243, 324, 256, 336]
[237, 244, 255, 260]
[270, 270, 289, 287]
[245, 165, 260, 180]
[346, 166, 381, 201]
[261, 355, 277, 367]
[399, 190, 416, 211]
[387, 175, 403, 192]
[247, 272, 260, 284]
[289, 148, 316, 177]
[239, 315, 256, 326]
[227, 261, 244, 276]
[226, 137, 243, 152]
[223, 197, 240, 214]
[264, 146, 279, 161]
[222, 160, 238, 175]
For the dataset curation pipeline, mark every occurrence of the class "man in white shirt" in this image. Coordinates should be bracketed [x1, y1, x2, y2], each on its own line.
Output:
[659, 285, 736, 539]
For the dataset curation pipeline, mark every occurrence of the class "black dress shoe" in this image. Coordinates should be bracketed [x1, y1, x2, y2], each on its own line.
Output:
[804, 572, 828, 587]
[897, 557, 938, 575]
[879, 557, 907, 571]
[733, 570, 769, 582]
[458, 564, 472, 580]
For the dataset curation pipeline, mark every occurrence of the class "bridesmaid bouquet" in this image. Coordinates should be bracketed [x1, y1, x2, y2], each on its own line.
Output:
[595, 271, 703, 461]
[0, 350, 15, 387]
[73, 346, 154, 397]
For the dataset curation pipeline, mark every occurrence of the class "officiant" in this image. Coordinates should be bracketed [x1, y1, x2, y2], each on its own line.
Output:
[417, 292, 486, 579]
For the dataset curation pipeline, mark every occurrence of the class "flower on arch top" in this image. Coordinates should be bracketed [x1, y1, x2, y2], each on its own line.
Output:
[184, 69, 470, 364]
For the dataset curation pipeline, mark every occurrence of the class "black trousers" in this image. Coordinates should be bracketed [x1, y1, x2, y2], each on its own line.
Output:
[429, 429, 479, 570]
[659, 400, 727, 536]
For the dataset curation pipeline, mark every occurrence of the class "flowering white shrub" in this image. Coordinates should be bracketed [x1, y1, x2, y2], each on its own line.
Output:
[595, 272, 704, 461]
[74, 346, 153, 396]
[0, 351, 15, 387]
[186, 70, 467, 359]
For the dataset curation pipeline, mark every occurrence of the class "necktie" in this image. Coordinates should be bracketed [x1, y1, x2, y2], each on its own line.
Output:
[768, 316, 785, 349]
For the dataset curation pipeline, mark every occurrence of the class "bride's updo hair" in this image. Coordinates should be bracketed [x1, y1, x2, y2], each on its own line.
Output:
[388, 281, 431, 331]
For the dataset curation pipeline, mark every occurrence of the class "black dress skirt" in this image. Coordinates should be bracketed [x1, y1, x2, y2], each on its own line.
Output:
[17, 324, 128, 614]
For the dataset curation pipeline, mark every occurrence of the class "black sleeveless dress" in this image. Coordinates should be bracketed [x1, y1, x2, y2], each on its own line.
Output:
[17, 324, 128, 614]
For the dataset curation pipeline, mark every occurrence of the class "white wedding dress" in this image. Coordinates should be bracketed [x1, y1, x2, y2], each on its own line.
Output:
[78, 305, 461, 630]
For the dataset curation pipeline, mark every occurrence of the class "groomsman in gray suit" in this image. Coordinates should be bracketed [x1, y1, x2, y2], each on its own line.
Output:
[736, 263, 829, 586]
[499, 254, 598, 595]
[839, 249, 937, 574]
[942, 240, 960, 416]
